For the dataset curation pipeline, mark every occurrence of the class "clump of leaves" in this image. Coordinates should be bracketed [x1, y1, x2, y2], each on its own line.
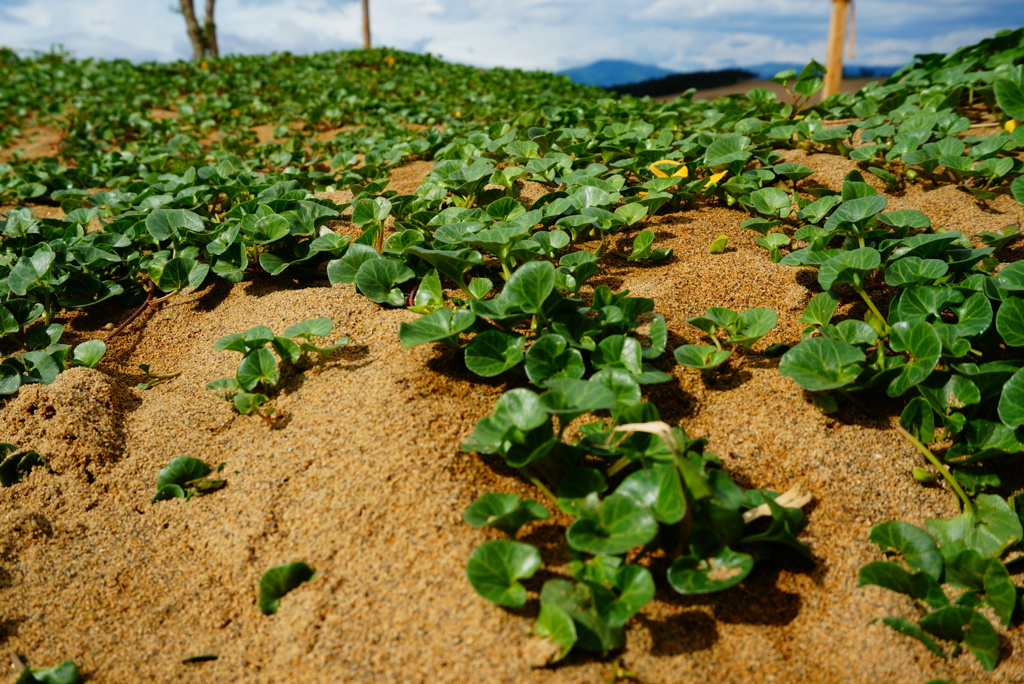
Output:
[0, 325, 106, 396]
[14, 659, 79, 684]
[0, 442, 46, 487]
[674, 306, 778, 371]
[258, 561, 315, 615]
[152, 456, 226, 502]
[206, 317, 348, 419]
[860, 506, 1021, 671]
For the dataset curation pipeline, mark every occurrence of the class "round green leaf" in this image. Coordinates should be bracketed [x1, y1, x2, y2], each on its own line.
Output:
[354, 258, 415, 304]
[673, 344, 731, 370]
[998, 368, 1024, 429]
[615, 465, 686, 524]
[463, 493, 549, 533]
[996, 297, 1024, 346]
[71, 339, 106, 368]
[464, 330, 525, 377]
[868, 521, 942, 580]
[887, 320, 942, 397]
[565, 493, 658, 555]
[236, 347, 280, 391]
[156, 456, 212, 490]
[466, 540, 542, 607]
[531, 603, 577, 664]
[504, 260, 555, 314]
[779, 337, 865, 391]
[283, 317, 333, 340]
[258, 561, 315, 615]
[524, 334, 585, 387]
[399, 308, 477, 348]
[667, 547, 754, 594]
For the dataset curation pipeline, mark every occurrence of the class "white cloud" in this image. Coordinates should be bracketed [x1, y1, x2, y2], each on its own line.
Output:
[0, 0, 1020, 74]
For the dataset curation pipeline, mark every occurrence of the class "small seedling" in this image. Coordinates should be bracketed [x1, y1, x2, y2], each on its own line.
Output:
[14, 659, 79, 684]
[152, 456, 226, 502]
[136, 363, 181, 390]
[673, 306, 778, 371]
[259, 561, 315, 614]
[207, 317, 348, 418]
[0, 442, 46, 487]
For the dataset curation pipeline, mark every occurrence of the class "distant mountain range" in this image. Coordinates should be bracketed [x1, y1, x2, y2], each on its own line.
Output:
[558, 59, 901, 90]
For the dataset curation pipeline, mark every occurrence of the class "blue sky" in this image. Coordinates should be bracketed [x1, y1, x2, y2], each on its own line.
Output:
[0, 0, 1021, 73]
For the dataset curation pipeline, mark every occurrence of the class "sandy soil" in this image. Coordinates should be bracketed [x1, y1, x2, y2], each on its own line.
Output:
[2, 139, 1024, 684]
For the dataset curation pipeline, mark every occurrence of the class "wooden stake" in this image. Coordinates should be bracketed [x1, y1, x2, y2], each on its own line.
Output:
[362, 0, 371, 50]
[824, 0, 850, 98]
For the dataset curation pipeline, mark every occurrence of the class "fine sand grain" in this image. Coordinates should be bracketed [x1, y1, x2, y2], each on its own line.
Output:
[2, 147, 1024, 683]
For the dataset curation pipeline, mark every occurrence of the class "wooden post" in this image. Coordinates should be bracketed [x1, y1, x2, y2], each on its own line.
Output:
[824, 0, 849, 98]
[362, 0, 371, 50]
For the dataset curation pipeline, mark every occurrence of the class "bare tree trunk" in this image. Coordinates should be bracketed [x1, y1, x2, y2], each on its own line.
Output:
[824, 0, 850, 98]
[180, 0, 206, 60]
[204, 0, 219, 58]
[361, 0, 371, 50]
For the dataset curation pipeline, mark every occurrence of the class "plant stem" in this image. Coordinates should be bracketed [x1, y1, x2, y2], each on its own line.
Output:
[526, 469, 557, 504]
[606, 455, 632, 478]
[853, 284, 889, 336]
[896, 426, 975, 515]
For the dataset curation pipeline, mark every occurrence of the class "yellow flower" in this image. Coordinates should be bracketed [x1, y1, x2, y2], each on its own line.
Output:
[383, 55, 396, 67]
[649, 159, 688, 178]
[707, 170, 728, 185]
[1006, 119, 1018, 133]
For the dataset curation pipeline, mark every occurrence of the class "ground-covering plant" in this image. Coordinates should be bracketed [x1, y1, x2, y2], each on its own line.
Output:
[673, 306, 777, 371]
[13, 659, 79, 684]
[206, 317, 347, 418]
[2, 25, 1024, 676]
[258, 562, 314, 615]
[152, 456, 226, 502]
[0, 442, 45, 487]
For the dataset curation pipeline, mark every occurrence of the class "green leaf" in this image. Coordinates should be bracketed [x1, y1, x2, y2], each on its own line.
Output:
[354, 258, 415, 304]
[327, 244, 380, 285]
[919, 606, 999, 670]
[668, 547, 754, 594]
[464, 330, 525, 377]
[673, 344, 731, 370]
[616, 465, 686, 524]
[603, 564, 655, 627]
[258, 562, 315, 615]
[524, 334, 585, 387]
[146, 208, 204, 241]
[155, 456, 211, 492]
[236, 347, 279, 391]
[155, 256, 209, 293]
[399, 308, 477, 348]
[556, 468, 608, 516]
[818, 247, 881, 291]
[466, 540, 541, 607]
[887, 320, 942, 397]
[799, 291, 840, 327]
[531, 603, 577, 664]
[885, 257, 948, 287]
[994, 77, 1024, 120]
[997, 368, 1024, 429]
[744, 187, 791, 217]
[233, 390, 269, 415]
[540, 578, 623, 653]
[998, 261, 1024, 291]
[504, 260, 555, 314]
[926, 494, 1023, 560]
[880, 617, 945, 659]
[565, 493, 658, 555]
[779, 337, 865, 391]
[351, 196, 392, 225]
[858, 561, 949, 608]
[283, 317, 333, 340]
[16, 659, 80, 684]
[996, 297, 1024, 346]
[71, 339, 106, 368]
[463, 493, 549, 534]
[868, 521, 943, 580]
